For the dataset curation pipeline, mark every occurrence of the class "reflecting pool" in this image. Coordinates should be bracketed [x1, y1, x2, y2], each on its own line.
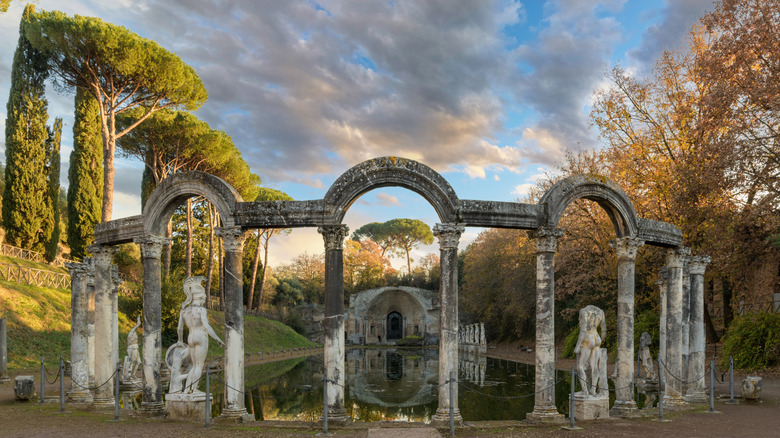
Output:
[136, 348, 659, 422]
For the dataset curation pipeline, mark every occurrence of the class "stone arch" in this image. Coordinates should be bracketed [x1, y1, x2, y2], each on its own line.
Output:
[323, 156, 459, 224]
[538, 174, 639, 238]
[142, 171, 243, 236]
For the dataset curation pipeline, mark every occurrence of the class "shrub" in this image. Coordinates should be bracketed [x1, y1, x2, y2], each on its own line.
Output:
[283, 310, 307, 336]
[721, 312, 780, 370]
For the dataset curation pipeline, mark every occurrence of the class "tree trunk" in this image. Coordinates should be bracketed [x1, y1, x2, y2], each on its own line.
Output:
[247, 230, 261, 311]
[257, 232, 270, 312]
[185, 197, 193, 277]
[101, 134, 115, 222]
[206, 203, 215, 302]
[406, 249, 411, 276]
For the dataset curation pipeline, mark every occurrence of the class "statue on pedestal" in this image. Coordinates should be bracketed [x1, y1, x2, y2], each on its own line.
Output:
[638, 331, 656, 381]
[574, 305, 606, 397]
[121, 316, 142, 386]
[166, 276, 224, 395]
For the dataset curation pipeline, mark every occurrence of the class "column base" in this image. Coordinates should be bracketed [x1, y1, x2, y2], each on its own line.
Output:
[663, 394, 687, 408]
[431, 408, 463, 426]
[684, 390, 708, 403]
[90, 396, 115, 410]
[525, 406, 564, 423]
[219, 407, 255, 423]
[609, 400, 639, 418]
[139, 401, 166, 417]
[67, 388, 93, 403]
[576, 394, 611, 420]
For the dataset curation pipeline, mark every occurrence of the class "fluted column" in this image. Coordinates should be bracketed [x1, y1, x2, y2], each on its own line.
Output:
[88, 244, 118, 408]
[318, 225, 350, 423]
[610, 237, 644, 417]
[111, 266, 121, 373]
[685, 256, 710, 402]
[216, 226, 252, 420]
[657, 267, 668, 372]
[664, 246, 690, 405]
[134, 235, 168, 415]
[527, 227, 565, 422]
[66, 261, 92, 402]
[432, 223, 465, 424]
[681, 261, 691, 386]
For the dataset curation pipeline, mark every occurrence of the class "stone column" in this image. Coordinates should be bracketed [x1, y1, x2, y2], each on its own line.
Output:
[88, 244, 118, 408]
[66, 261, 91, 402]
[610, 237, 644, 417]
[685, 256, 710, 402]
[527, 227, 565, 422]
[111, 266, 121, 373]
[216, 226, 252, 420]
[657, 267, 668, 371]
[664, 246, 690, 406]
[318, 225, 350, 423]
[134, 235, 168, 415]
[681, 261, 691, 386]
[432, 223, 465, 424]
[85, 259, 95, 386]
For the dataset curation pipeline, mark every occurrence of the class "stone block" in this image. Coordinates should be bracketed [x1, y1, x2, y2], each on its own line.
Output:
[166, 392, 209, 422]
[741, 376, 762, 400]
[14, 375, 35, 401]
[573, 394, 610, 421]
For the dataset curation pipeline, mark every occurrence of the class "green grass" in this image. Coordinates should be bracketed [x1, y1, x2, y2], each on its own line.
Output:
[0, 254, 69, 274]
[204, 310, 319, 358]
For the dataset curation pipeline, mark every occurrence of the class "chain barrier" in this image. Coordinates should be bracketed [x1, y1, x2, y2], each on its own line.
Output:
[43, 363, 61, 377]
[43, 365, 62, 385]
[658, 359, 708, 385]
[70, 369, 119, 391]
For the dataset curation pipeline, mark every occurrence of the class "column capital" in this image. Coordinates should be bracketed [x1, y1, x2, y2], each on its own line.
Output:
[318, 225, 349, 251]
[609, 237, 645, 261]
[688, 256, 711, 275]
[216, 226, 250, 252]
[528, 227, 565, 253]
[65, 261, 90, 276]
[134, 235, 170, 259]
[665, 246, 691, 268]
[87, 244, 117, 266]
[433, 223, 465, 249]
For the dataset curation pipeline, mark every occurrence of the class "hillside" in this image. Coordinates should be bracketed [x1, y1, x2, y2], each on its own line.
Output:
[0, 257, 317, 371]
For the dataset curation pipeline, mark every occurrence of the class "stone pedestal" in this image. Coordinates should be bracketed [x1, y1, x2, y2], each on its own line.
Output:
[14, 375, 35, 401]
[166, 392, 210, 422]
[742, 376, 762, 400]
[574, 394, 610, 420]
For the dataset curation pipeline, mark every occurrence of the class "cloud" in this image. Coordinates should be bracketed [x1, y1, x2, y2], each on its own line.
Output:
[627, 0, 714, 71]
[512, 183, 535, 197]
[375, 193, 402, 207]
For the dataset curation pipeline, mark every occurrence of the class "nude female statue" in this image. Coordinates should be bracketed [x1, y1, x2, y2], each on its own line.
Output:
[171, 276, 224, 394]
[122, 316, 142, 382]
[574, 305, 606, 396]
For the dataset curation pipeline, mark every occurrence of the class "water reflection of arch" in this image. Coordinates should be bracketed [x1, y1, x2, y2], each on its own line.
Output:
[346, 287, 439, 345]
[346, 349, 438, 407]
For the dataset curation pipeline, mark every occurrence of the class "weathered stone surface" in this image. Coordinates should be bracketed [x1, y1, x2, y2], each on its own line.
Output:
[67, 262, 91, 402]
[742, 376, 762, 400]
[685, 256, 710, 403]
[88, 244, 117, 409]
[664, 246, 690, 406]
[346, 286, 439, 345]
[574, 393, 610, 420]
[458, 199, 539, 229]
[165, 392, 209, 421]
[14, 375, 35, 401]
[637, 218, 683, 247]
[93, 215, 144, 246]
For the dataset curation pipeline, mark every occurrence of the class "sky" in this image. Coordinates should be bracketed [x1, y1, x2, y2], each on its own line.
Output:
[0, 0, 715, 271]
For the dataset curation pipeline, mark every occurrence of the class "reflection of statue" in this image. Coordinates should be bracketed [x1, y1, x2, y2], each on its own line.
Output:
[167, 276, 224, 394]
[638, 332, 656, 380]
[121, 316, 142, 382]
[574, 305, 606, 396]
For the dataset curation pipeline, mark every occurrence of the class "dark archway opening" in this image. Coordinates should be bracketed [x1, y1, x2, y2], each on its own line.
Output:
[387, 311, 403, 340]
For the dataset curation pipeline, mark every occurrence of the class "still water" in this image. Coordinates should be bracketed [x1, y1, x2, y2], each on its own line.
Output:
[125, 348, 658, 422]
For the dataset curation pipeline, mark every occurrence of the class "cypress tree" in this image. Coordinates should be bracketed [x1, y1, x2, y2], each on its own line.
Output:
[3, 5, 49, 249]
[43, 117, 62, 261]
[67, 88, 103, 260]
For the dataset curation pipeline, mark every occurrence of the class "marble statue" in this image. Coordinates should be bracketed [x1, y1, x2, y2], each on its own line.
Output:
[121, 316, 142, 383]
[638, 331, 656, 380]
[167, 276, 224, 395]
[574, 305, 606, 396]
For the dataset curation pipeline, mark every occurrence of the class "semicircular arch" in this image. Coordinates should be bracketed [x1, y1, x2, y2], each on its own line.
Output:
[142, 171, 243, 236]
[539, 175, 639, 238]
[323, 157, 459, 224]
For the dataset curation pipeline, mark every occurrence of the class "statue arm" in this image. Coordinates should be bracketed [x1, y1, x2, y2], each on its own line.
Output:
[177, 311, 185, 344]
[129, 315, 141, 337]
[599, 313, 606, 341]
[200, 309, 224, 346]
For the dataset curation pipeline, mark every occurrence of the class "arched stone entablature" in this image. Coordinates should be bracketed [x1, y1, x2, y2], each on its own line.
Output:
[142, 171, 243, 236]
[323, 157, 459, 224]
[538, 174, 639, 238]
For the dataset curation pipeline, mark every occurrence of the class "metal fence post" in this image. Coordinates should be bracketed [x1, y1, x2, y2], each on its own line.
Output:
[114, 361, 120, 420]
[205, 363, 211, 428]
[728, 356, 735, 404]
[449, 371, 454, 438]
[322, 369, 329, 435]
[59, 355, 65, 413]
[40, 356, 45, 404]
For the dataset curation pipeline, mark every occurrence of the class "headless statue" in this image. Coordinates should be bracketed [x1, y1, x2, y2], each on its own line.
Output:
[168, 276, 224, 395]
[122, 316, 142, 382]
[638, 331, 656, 380]
[574, 305, 606, 396]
